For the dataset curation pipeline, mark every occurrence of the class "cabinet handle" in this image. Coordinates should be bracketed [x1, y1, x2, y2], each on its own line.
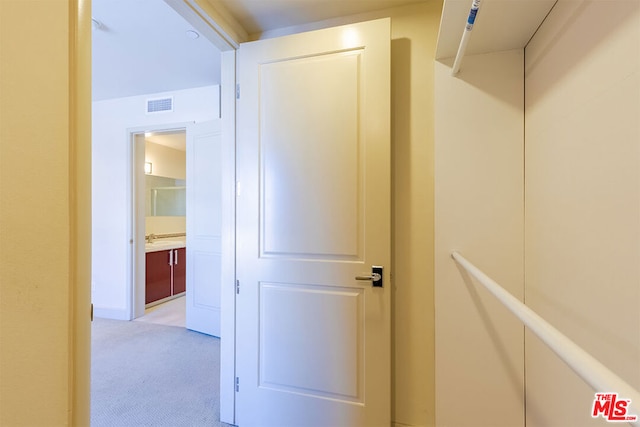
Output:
[169, 250, 173, 266]
[174, 249, 178, 265]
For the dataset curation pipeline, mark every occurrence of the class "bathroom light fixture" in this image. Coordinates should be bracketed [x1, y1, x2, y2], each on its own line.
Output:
[144, 162, 153, 174]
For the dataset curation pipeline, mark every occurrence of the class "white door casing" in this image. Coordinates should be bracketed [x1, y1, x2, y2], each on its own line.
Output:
[186, 119, 223, 336]
[236, 18, 391, 426]
[132, 132, 146, 320]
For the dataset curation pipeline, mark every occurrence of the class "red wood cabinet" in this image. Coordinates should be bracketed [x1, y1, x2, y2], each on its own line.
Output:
[145, 250, 172, 304]
[145, 247, 186, 305]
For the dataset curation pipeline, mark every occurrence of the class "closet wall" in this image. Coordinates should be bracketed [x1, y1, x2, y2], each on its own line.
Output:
[435, 49, 525, 427]
[435, 1, 640, 426]
[525, 2, 640, 426]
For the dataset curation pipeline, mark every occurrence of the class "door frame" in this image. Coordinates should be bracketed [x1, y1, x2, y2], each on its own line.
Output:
[218, 48, 237, 424]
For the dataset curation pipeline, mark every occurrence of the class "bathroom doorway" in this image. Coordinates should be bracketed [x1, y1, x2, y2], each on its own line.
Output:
[133, 129, 188, 322]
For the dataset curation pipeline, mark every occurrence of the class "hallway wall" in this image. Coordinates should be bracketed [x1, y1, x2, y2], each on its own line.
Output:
[92, 86, 219, 319]
[524, 2, 640, 425]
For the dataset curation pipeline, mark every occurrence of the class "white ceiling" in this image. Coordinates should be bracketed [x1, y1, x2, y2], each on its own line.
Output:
[91, 0, 430, 101]
[217, 0, 430, 36]
[92, 0, 221, 101]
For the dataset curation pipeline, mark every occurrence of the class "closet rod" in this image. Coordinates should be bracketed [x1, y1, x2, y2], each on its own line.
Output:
[451, 0, 482, 76]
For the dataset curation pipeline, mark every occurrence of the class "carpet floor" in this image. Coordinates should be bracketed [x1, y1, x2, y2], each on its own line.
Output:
[91, 317, 226, 426]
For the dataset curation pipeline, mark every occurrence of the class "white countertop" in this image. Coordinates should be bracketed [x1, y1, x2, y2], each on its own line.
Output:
[145, 238, 186, 253]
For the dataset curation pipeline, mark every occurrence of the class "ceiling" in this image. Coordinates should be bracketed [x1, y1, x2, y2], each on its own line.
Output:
[92, 0, 559, 100]
[217, 0, 429, 36]
[146, 130, 186, 152]
[92, 0, 429, 101]
[92, 0, 221, 101]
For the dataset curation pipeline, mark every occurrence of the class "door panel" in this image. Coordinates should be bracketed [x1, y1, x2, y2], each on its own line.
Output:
[260, 51, 363, 260]
[186, 120, 222, 336]
[237, 18, 390, 426]
[259, 283, 363, 402]
[192, 249, 221, 306]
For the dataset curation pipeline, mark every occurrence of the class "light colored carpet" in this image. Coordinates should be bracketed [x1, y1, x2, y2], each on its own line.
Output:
[91, 315, 226, 426]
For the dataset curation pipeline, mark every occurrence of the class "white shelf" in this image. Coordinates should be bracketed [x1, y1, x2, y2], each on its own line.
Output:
[436, 0, 557, 61]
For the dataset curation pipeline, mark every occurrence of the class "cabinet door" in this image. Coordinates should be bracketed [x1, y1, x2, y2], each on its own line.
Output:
[173, 248, 186, 295]
[145, 250, 172, 304]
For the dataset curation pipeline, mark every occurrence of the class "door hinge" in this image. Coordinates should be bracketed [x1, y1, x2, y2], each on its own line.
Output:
[236, 280, 240, 295]
[236, 84, 240, 99]
[235, 376, 240, 392]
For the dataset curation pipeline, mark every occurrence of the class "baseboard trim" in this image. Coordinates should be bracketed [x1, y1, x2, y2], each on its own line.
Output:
[93, 307, 130, 320]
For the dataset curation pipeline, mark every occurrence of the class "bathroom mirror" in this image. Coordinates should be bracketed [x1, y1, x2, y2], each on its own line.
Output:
[145, 175, 186, 217]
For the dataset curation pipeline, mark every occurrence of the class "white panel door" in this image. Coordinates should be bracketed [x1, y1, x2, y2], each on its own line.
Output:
[236, 18, 391, 426]
[186, 119, 222, 336]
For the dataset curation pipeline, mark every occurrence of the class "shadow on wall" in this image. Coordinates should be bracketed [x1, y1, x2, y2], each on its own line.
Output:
[436, 52, 524, 112]
[455, 262, 525, 398]
[525, 1, 639, 105]
[390, 34, 437, 424]
[390, 36, 411, 422]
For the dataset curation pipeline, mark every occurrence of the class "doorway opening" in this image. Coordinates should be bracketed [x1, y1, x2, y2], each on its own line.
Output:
[90, 0, 237, 424]
[130, 127, 188, 323]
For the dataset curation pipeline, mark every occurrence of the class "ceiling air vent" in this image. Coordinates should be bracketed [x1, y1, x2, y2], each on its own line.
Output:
[146, 97, 173, 114]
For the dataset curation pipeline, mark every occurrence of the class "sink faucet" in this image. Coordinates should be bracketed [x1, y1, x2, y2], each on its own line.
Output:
[147, 233, 155, 243]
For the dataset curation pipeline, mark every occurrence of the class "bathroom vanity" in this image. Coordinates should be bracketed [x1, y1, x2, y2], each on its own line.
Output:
[144, 239, 186, 306]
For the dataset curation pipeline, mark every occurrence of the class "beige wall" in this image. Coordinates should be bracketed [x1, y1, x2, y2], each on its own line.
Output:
[256, 3, 442, 425]
[145, 141, 186, 180]
[0, 0, 91, 425]
[387, 5, 440, 425]
[525, 1, 640, 426]
[434, 50, 525, 426]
